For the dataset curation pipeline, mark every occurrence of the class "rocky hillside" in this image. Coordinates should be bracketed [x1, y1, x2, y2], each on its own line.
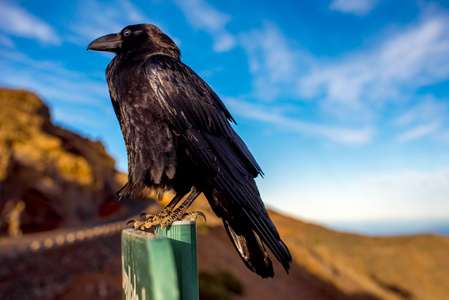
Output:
[190, 196, 449, 300]
[0, 88, 125, 233]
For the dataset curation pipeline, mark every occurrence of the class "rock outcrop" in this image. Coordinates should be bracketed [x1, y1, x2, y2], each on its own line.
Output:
[0, 88, 124, 233]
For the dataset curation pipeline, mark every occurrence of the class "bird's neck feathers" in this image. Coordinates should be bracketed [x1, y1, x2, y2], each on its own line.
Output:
[133, 43, 181, 61]
[120, 37, 181, 62]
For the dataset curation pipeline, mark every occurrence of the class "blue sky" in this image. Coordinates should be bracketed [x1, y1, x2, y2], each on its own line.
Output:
[1, 0, 449, 234]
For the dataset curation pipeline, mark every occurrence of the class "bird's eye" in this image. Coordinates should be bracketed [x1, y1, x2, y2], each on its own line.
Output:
[123, 29, 131, 37]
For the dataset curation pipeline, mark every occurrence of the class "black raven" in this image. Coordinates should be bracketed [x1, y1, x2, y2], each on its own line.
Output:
[88, 24, 291, 278]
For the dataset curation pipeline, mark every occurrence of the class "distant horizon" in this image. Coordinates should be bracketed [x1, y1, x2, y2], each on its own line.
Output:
[323, 218, 449, 236]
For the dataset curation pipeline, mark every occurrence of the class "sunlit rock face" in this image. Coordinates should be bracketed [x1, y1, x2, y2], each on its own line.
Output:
[0, 88, 123, 233]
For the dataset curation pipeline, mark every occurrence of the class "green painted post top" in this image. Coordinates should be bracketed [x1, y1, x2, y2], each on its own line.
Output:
[156, 220, 199, 300]
[121, 228, 179, 300]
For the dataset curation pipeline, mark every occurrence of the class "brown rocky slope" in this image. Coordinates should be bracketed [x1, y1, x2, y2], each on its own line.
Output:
[191, 197, 449, 300]
[0, 88, 125, 233]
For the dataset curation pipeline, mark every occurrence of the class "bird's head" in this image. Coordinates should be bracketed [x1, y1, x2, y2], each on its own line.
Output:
[87, 24, 180, 60]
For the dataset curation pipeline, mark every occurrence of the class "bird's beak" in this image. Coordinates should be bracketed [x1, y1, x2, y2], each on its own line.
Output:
[87, 33, 122, 52]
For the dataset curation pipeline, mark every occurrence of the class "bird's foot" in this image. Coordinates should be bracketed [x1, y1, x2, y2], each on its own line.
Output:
[126, 209, 206, 230]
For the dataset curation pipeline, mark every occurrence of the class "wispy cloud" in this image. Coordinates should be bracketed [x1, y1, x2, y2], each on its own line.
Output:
[394, 95, 448, 142]
[0, 49, 108, 110]
[397, 122, 441, 143]
[235, 14, 449, 145]
[299, 15, 449, 115]
[329, 0, 379, 16]
[69, 0, 151, 44]
[394, 96, 447, 127]
[240, 23, 306, 101]
[173, 0, 236, 52]
[0, 2, 61, 45]
[70, 0, 182, 49]
[226, 97, 374, 145]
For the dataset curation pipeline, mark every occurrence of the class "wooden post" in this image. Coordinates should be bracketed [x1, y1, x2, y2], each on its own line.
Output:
[121, 228, 179, 300]
[156, 220, 199, 300]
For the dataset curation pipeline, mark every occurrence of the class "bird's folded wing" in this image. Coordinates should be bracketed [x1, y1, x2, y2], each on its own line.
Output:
[144, 54, 262, 177]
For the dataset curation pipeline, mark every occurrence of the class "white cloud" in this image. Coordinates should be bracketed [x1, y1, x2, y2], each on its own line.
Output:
[394, 96, 448, 142]
[173, 0, 236, 52]
[329, 0, 379, 16]
[240, 23, 304, 101]
[215, 10, 449, 146]
[396, 122, 441, 143]
[394, 96, 447, 127]
[298, 16, 449, 115]
[0, 49, 108, 109]
[226, 97, 374, 145]
[121, 0, 146, 23]
[0, 2, 61, 45]
[70, 0, 152, 44]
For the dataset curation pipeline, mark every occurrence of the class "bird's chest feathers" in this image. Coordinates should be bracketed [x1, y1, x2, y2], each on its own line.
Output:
[109, 61, 162, 116]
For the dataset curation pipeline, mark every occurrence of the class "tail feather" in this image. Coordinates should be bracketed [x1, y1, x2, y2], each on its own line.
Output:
[223, 220, 274, 278]
[206, 190, 292, 278]
[245, 209, 292, 273]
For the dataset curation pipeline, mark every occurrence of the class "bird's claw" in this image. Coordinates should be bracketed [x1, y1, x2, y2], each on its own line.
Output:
[126, 219, 136, 227]
[183, 211, 206, 222]
[127, 209, 206, 231]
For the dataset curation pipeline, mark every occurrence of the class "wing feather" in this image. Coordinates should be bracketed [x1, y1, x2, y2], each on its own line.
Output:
[144, 54, 291, 276]
[144, 55, 261, 176]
